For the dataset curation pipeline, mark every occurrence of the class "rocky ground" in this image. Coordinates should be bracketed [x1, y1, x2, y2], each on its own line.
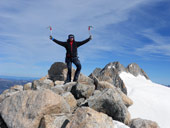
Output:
[0, 62, 160, 128]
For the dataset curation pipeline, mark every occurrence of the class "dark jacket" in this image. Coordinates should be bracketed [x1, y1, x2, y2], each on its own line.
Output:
[52, 37, 91, 57]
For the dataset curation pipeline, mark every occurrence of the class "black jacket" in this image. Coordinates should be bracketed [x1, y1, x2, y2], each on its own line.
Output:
[52, 37, 91, 57]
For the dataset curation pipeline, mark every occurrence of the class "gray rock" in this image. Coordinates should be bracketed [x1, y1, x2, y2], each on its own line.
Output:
[90, 62, 127, 94]
[48, 62, 67, 81]
[70, 83, 95, 99]
[0, 89, 70, 128]
[88, 88, 130, 124]
[67, 107, 130, 128]
[129, 118, 160, 128]
[39, 113, 72, 128]
[23, 82, 32, 90]
[32, 79, 54, 90]
[51, 85, 65, 95]
[127, 63, 149, 79]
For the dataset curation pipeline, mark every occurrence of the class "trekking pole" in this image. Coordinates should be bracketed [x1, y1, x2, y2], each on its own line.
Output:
[88, 26, 93, 36]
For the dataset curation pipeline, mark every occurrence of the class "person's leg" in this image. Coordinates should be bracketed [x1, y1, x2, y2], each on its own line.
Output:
[72, 57, 81, 82]
[65, 58, 72, 83]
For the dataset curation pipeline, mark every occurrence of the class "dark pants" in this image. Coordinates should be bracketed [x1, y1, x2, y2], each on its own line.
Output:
[65, 57, 81, 82]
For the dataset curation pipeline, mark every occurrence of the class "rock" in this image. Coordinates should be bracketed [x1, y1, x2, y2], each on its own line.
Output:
[66, 107, 130, 128]
[10, 85, 23, 91]
[48, 62, 68, 81]
[116, 88, 133, 107]
[32, 79, 54, 90]
[0, 85, 23, 103]
[129, 118, 160, 128]
[54, 80, 64, 85]
[88, 88, 130, 124]
[51, 85, 65, 95]
[89, 68, 102, 78]
[78, 73, 94, 85]
[23, 82, 32, 90]
[127, 63, 149, 79]
[39, 113, 72, 128]
[62, 92, 77, 112]
[62, 82, 77, 92]
[0, 89, 70, 128]
[90, 62, 127, 95]
[70, 83, 95, 99]
[76, 98, 86, 107]
[105, 62, 127, 73]
[48, 62, 94, 84]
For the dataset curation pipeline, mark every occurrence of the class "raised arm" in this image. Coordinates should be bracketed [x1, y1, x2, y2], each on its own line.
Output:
[50, 36, 67, 47]
[76, 35, 92, 47]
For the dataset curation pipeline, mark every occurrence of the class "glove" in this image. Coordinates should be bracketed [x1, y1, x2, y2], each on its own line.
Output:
[49, 35, 53, 40]
[90, 35, 92, 40]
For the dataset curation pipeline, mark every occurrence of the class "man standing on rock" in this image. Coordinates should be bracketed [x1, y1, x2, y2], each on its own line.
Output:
[50, 34, 92, 84]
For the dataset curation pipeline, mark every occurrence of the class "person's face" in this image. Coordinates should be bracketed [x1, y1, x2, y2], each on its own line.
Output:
[70, 37, 74, 41]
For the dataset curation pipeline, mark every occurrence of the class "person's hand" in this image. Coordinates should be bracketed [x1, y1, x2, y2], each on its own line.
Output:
[90, 35, 92, 40]
[49, 35, 53, 40]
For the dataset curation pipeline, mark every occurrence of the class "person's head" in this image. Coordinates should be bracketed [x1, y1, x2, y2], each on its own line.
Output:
[68, 34, 74, 41]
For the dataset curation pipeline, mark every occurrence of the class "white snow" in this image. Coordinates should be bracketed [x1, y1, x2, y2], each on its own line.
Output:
[119, 72, 170, 128]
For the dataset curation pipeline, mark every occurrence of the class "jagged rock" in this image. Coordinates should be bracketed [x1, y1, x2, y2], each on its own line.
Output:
[127, 63, 149, 79]
[39, 113, 72, 128]
[76, 98, 86, 107]
[87, 88, 130, 124]
[105, 62, 127, 73]
[89, 68, 102, 78]
[90, 63, 127, 94]
[66, 107, 130, 128]
[0, 89, 70, 128]
[23, 82, 32, 90]
[51, 85, 65, 95]
[62, 92, 77, 112]
[129, 118, 160, 128]
[70, 83, 95, 99]
[32, 79, 54, 90]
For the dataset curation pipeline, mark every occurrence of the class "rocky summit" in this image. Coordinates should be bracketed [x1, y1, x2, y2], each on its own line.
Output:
[0, 61, 159, 128]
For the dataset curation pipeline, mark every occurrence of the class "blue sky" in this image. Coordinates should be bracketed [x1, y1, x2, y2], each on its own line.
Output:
[0, 0, 170, 84]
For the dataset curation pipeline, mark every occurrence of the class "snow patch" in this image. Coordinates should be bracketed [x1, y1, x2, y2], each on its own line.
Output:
[119, 72, 170, 128]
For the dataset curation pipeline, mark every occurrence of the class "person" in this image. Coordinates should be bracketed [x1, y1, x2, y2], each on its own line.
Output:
[50, 34, 92, 83]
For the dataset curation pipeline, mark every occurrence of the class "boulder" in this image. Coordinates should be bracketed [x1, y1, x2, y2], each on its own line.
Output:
[70, 83, 95, 99]
[129, 118, 160, 128]
[0, 89, 70, 128]
[127, 63, 149, 79]
[51, 85, 65, 95]
[39, 113, 72, 128]
[0, 85, 23, 103]
[88, 88, 130, 124]
[48, 62, 68, 81]
[23, 82, 32, 90]
[48, 62, 94, 84]
[66, 107, 130, 128]
[62, 92, 77, 112]
[32, 79, 54, 90]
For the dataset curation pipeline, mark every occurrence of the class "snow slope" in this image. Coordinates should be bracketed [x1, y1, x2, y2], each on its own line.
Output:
[119, 72, 170, 128]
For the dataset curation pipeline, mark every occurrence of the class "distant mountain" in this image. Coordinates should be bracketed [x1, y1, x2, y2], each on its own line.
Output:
[0, 76, 39, 94]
